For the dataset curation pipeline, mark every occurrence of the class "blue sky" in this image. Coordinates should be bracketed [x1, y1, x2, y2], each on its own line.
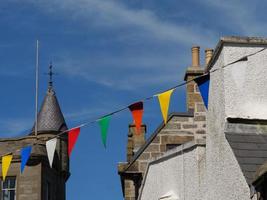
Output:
[0, 0, 266, 199]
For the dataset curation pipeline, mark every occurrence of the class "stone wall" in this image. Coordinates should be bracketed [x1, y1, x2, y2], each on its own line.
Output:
[0, 133, 69, 200]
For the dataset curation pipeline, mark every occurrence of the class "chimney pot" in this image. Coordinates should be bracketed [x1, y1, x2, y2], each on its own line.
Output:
[205, 48, 214, 66]
[191, 46, 200, 67]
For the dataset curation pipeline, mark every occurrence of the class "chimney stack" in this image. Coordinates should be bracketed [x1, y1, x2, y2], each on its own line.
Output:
[205, 48, 214, 66]
[191, 46, 200, 67]
[127, 124, 146, 162]
[184, 46, 205, 112]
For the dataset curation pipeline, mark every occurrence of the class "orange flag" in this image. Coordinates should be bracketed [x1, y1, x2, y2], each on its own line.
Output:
[128, 101, 144, 134]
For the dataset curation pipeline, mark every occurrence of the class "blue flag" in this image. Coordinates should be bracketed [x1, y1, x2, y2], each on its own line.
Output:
[195, 74, 210, 109]
[21, 146, 32, 173]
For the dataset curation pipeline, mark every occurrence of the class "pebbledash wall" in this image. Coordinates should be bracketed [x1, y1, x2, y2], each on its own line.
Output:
[139, 140, 206, 200]
[206, 37, 267, 200]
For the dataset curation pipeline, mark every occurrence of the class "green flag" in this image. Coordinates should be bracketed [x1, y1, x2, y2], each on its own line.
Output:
[98, 116, 111, 148]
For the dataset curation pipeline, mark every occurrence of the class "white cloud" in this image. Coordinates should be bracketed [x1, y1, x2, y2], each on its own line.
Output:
[11, 0, 225, 91]
[0, 118, 33, 137]
[201, 0, 267, 36]
[27, 0, 216, 46]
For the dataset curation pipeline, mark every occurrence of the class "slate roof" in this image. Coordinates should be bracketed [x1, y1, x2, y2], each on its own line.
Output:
[225, 118, 267, 184]
[31, 86, 67, 135]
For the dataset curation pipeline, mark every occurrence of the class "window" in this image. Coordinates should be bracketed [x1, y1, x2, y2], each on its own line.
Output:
[1, 177, 16, 200]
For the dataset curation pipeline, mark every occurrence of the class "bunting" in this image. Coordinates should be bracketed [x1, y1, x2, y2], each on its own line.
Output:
[21, 146, 32, 173]
[0, 49, 262, 175]
[46, 138, 57, 168]
[156, 89, 174, 124]
[195, 74, 210, 109]
[98, 116, 111, 148]
[68, 127, 80, 156]
[2, 155, 12, 181]
[128, 101, 144, 134]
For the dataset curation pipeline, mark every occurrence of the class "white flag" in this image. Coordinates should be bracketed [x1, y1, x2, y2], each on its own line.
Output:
[46, 138, 57, 168]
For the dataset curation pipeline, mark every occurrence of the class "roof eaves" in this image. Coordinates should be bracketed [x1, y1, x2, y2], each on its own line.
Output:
[205, 36, 267, 72]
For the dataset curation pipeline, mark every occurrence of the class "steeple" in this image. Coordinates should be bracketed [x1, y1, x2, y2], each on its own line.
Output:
[31, 64, 67, 134]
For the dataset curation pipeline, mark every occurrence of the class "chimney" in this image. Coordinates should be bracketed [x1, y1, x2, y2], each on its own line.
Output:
[127, 124, 146, 162]
[184, 46, 204, 112]
[205, 48, 214, 66]
[192, 46, 200, 67]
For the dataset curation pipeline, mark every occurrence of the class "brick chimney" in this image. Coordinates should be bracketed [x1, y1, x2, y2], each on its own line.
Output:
[184, 46, 205, 112]
[127, 124, 146, 162]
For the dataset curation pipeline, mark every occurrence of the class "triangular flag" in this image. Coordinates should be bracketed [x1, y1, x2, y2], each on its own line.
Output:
[68, 127, 80, 156]
[46, 138, 57, 168]
[98, 116, 111, 148]
[2, 154, 13, 181]
[157, 89, 174, 124]
[21, 146, 32, 173]
[128, 102, 144, 134]
[195, 74, 210, 109]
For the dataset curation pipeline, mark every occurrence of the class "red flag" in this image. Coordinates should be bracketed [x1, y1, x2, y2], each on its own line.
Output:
[68, 127, 80, 156]
[128, 102, 143, 134]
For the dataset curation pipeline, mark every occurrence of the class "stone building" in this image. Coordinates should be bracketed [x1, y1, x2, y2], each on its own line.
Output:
[118, 36, 267, 200]
[0, 73, 69, 200]
[118, 46, 209, 200]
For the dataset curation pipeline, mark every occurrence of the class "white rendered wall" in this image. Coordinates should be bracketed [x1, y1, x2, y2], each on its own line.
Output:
[139, 146, 206, 200]
[204, 44, 267, 200]
[223, 45, 267, 119]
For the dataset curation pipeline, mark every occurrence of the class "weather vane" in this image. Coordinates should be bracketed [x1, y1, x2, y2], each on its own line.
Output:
[46, 62, 57, 87]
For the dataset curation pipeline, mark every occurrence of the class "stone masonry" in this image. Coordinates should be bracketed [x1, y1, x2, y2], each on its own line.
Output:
[0, 133, 69, 200]
[118, 46, 211, 200]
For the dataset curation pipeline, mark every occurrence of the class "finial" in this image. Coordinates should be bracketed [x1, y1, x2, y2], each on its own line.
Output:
[46, 62, 55, 88]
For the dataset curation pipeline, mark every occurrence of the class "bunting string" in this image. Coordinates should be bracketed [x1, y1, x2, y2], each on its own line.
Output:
[0, 47, 266, 177]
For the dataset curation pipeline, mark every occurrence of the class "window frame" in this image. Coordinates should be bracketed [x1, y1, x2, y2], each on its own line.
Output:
[0, 177, 16, 200]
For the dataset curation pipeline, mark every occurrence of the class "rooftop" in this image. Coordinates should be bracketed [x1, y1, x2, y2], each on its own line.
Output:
[206, 36, 267, 71]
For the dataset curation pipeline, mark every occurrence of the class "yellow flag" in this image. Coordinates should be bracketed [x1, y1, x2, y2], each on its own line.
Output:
[2, 155, 13, 181]
[157, 89, 174, 124]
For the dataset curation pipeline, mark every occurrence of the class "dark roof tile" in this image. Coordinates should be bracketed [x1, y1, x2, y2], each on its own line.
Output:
[31, 86, 67, 135]
[225, 122, 267, 185]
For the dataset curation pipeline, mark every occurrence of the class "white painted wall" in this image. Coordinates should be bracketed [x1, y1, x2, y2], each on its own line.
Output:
[139, 145, 206, 200]
[205, 43, 267, 200]
[223, 45, 267, 119]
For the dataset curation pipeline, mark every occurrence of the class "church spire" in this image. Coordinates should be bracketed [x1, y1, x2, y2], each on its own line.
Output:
[31, 64, 67, 135]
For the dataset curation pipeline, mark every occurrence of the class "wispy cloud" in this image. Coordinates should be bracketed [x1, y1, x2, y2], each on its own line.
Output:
[13, 0, 219, 91]
[56, 52, 185, 91]
[200, 0, 267, 36]
[28, 0, 216, 46]
[0, 118, 33, 137]
[65, 107, 109, 122]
